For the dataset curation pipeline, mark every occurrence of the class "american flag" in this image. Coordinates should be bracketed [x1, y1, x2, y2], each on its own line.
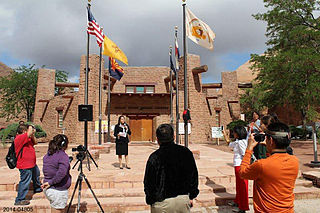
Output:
[87, 6, 104, 47]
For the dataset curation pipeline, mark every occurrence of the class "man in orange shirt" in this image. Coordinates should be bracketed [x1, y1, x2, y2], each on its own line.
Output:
[239, 122, 299, 213]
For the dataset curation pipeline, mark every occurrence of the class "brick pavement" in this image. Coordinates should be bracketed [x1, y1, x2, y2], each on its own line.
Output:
[0, 143, 319, 212]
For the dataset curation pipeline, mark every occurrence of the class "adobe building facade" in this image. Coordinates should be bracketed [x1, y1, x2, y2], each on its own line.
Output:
[33, 54, 250, 144]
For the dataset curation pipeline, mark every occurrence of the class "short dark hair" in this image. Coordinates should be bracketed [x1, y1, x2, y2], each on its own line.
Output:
[270, 112, 279, 122]
[156, 124, 174, 143]
[233, 125, 247, 140]
[48, 134, 69, 155]
[266, 122, 290, 149]
[261, 115, 275, 126]
[17, 124, 28, 135]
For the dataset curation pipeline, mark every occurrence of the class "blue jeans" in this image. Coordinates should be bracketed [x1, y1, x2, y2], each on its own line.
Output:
[15, 165, 41, 203]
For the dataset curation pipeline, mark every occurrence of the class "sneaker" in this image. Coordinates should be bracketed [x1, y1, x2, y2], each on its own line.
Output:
[14, 200, 30, 206]
[228, 201, 238, 207]
[232, 207, 239, 212]
[232, 209, 245, 213]
[34, 188, 43, 194]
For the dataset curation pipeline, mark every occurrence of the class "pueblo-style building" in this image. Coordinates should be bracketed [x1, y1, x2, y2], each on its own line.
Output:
[34, 54, 253, 144]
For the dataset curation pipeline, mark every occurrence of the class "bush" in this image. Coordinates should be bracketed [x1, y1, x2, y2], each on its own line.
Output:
[0, 122, 47, 142]
[227, 120, 248, 130]
[226, 120, 248, 139]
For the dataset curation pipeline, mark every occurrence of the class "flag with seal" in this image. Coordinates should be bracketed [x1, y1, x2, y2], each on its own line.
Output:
[186, 7, 215, 50]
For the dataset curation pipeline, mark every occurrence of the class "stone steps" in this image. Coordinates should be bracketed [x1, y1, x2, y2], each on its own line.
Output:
[1, 185, 320, 213]
[0, 183, 227, 201]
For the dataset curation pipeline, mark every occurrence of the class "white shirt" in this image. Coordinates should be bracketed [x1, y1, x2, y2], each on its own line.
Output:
[119, 124, 128, 137]
[229, 139, 248, 166]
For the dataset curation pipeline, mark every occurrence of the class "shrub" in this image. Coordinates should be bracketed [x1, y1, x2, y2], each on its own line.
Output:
[227, 120, 248, 130]
[0, 122, 47, 142]
[226, 120, 248, 138]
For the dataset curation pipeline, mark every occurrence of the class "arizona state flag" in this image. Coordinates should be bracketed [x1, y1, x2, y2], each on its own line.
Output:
[186, 7, 215, 50]
[109, 57, 124, 81]
[103, 36, 128, 65]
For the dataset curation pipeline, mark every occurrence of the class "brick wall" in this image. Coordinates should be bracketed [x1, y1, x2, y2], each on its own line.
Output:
[34, 54, 240, 145]
[34, 68, 56, 124]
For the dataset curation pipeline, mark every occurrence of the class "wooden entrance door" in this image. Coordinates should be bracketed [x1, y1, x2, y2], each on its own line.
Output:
[129, 118, 153, 141]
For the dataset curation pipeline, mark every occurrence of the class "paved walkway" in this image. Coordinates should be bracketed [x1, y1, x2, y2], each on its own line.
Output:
[0, 142, 319, 212]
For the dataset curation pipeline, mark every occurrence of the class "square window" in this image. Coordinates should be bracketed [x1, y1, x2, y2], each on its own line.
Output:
[126, 86, 134, 93]
[136, 86, 144, 93]
[145, 86, 154, 93]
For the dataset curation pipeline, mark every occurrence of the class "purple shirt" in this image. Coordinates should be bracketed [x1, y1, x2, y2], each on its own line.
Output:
[43, 150, 71, 190]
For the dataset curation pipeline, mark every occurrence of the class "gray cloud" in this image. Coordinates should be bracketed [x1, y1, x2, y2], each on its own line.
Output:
[0, 0, 267, 82]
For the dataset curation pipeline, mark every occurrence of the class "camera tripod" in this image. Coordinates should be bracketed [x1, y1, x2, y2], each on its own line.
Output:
[72, 146, 99, 171]
[67, 151, 104, 213]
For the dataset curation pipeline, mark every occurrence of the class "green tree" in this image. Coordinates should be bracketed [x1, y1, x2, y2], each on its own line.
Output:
[0, 64, 68, 122]
[240, 88, 265, 121]
[55, 69, 69, 95]
[250, 0, 320, 125]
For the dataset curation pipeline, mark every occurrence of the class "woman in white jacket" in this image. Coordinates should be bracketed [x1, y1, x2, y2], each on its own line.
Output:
[223, 126, 249, 213]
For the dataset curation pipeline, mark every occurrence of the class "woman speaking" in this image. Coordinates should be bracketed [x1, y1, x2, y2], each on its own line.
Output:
[114, 115, 131, 169]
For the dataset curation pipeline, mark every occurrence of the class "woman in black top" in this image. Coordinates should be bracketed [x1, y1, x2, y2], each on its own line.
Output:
[114, 115, 131, 169]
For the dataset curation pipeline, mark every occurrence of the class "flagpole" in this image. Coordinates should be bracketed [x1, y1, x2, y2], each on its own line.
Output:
[169, 46, 174, 127]
[84, 1, 91, 149]
[98, 27, 103, 145]
[107, 57, 111, 143]
[182, 0, 188, 148]
[175, 26, 180, 144]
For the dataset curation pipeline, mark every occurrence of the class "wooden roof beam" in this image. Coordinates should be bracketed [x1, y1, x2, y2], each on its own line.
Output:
[55, 82, 79, 88]
[164, 74, 176, 83]
[192, 65, 208, 74]
[202, 83, 222, 89]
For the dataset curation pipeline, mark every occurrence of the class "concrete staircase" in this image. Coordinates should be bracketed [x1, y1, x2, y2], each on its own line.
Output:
[1, 144, 320, 212]
[0, 173, 319, 213]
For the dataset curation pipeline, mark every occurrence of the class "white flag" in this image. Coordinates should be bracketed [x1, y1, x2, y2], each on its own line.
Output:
[186, 7, 215, 50]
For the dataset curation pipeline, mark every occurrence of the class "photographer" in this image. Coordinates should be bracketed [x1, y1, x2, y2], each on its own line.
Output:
[223, 126, 249, 213]
[14, 124, 42, 206]
[239, 122, 299, 212]
[42, 134, 71, 212]
[114, 115, 131, 169]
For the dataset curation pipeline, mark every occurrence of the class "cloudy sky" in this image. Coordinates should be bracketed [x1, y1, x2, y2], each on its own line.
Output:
[0, 0, 267, 83]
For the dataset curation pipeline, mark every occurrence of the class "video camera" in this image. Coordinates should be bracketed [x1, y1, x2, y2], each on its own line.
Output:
[254, 133, 265, 143]
[72, 145, 87, 161]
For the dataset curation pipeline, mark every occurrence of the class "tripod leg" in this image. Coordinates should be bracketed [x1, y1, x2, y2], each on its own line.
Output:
[77, 175, 83, 213]
[83, 175, 104, 213]
[87, 150, 99, 169]
[86, 152, 91, 171]
[72, 159, 80, 170]
[67, 176, 80, 213]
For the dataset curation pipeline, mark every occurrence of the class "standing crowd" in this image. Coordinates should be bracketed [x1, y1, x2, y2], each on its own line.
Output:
[223, 112, 298, 213]
[11, 113, 299, 213]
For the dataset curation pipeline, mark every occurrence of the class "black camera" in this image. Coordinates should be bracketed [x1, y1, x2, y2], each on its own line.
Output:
[254, 134, 265, 143]
[72, 145, 87, 161]
[72, 145, 86, 152]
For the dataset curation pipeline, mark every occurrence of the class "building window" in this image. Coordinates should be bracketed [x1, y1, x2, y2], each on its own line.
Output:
[215, 110, 220, 126]
[136, 86, 145, 93]
[125, 85, 155, 94]
[126, 86, 134, 93]
[58, 110, 63, 128]
[145, 86, 155, 93]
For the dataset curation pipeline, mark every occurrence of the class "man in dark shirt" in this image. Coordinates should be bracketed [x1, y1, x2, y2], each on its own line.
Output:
[144, 124, 199, 212]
